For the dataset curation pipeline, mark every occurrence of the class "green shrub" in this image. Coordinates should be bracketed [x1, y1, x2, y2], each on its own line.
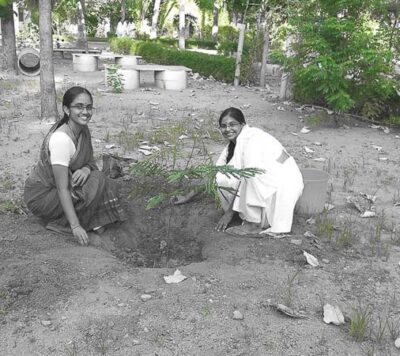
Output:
[107, 31, 117, 39]
[218, 25, 239, 43]
[106, 64, 124, 93]
[110, 36, 134, 54]
[288, 2, 398, 119]
[85, 13, 98, 38]
[186, 39, 216, 50]
[130, 40, 235, 82]
[87, 37, 109, 42]
[269, 49, 285, 65]
[149, 38, 217, 50]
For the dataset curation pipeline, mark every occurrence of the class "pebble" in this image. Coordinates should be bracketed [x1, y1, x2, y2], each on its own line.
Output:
[144, 288, 156, 294]
[322, 259, 330, 264]
[140, 294, 152, 302]
[233, 310, 244, 320]
[132, 339, 141, 345]
[290, 239, 302, 246]
[143, 327, 149, 333]
[395, 337, 400, 349]
[41, 320, 52, 327]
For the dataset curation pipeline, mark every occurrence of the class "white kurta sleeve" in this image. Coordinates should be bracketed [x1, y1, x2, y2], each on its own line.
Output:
[48, 131, 76, 167]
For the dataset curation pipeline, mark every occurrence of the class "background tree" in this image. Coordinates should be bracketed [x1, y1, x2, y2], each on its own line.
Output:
[286, 0, 398, 119]
[178, 0, 185, 48]
[258, 1, 269, 88]
[38, 0, 58, 121]
[0, 0, 17, 74]
[76, 0, 88, 49]
[211, 0, 219, 41]
[150, 0, 162, 39]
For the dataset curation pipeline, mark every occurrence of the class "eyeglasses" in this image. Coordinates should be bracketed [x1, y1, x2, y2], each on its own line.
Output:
[70, 104, 95, 111]
[219, 122, 241, 130]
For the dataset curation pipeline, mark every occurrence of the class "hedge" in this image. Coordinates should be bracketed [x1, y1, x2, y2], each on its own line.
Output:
[130, 40, 235, 82]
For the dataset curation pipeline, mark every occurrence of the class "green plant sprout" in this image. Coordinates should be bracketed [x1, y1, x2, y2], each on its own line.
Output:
[130, 161, 264, 210]
[106, 65, 124, 93]
[349, 303, 371, 342]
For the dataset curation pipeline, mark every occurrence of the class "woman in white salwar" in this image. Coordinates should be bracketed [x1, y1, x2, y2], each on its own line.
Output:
[214, 107, 304, 235]
[173, 107, 303, 236]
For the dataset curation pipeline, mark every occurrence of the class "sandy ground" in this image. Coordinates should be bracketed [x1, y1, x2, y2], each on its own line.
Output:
[1, 53, 400, 356]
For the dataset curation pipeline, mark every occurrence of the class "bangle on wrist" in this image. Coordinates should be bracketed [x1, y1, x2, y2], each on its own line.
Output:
[71, 224, 80, 230]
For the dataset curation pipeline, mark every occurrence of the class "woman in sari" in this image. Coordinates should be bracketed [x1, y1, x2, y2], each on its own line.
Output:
[24, 86, 127, 245]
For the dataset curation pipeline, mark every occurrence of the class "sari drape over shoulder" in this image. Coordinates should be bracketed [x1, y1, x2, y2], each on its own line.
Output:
[24, 121, 127, 230]
[215, 125, 303, 233]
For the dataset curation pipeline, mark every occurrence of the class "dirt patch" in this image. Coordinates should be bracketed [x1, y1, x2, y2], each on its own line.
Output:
[109, 197, 209, 268]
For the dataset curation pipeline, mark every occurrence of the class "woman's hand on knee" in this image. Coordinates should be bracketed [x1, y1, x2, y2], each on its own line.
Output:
[72, 225, 89, 246]
[72, 167, 91, 187]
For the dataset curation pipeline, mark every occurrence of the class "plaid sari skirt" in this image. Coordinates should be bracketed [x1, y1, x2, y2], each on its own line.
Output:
[24, 170, 127, 230]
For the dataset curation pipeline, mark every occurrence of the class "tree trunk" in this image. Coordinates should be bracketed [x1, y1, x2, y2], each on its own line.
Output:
[178, 0, 185, 49]
[150, 0, 161, 39]
[280, 34, 293, 100]
[259, 4, 270, 88]
[76, 0, 88, 50]
[199, 10, 206, 39]
[234, 23, 245, 87]
[259, 25, 270, 88]
[211, 1, 219, 41]
[1, 2, 17, 74]
[121, 0, 126, 23]
[39, 0, 58, 121]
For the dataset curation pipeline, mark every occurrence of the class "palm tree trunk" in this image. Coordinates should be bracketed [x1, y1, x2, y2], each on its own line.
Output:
[178, 0, 185, 49]
[76, 0, 88, 50]
[38, 0, 58, 121]
[150, 0, 161, 39]
[1, 2, 17, 74]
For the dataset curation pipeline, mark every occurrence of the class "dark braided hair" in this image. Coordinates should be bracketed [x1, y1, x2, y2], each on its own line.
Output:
[219, 107, 246, 163]
[60, 86, 93, 125]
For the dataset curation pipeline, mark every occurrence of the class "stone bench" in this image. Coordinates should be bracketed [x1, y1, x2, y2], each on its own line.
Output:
[104, 64, 192, 90]
[126, 64, 192, 90]
[100, 53, 142, 68]
[72, 53, 101, 72]
[72, 53, 143, 72]
[54, 47, 102, 59]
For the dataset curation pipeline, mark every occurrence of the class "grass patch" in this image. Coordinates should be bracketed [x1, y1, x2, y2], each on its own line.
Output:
[349, 303, 371, 342]
[0, 199, 25, 215]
